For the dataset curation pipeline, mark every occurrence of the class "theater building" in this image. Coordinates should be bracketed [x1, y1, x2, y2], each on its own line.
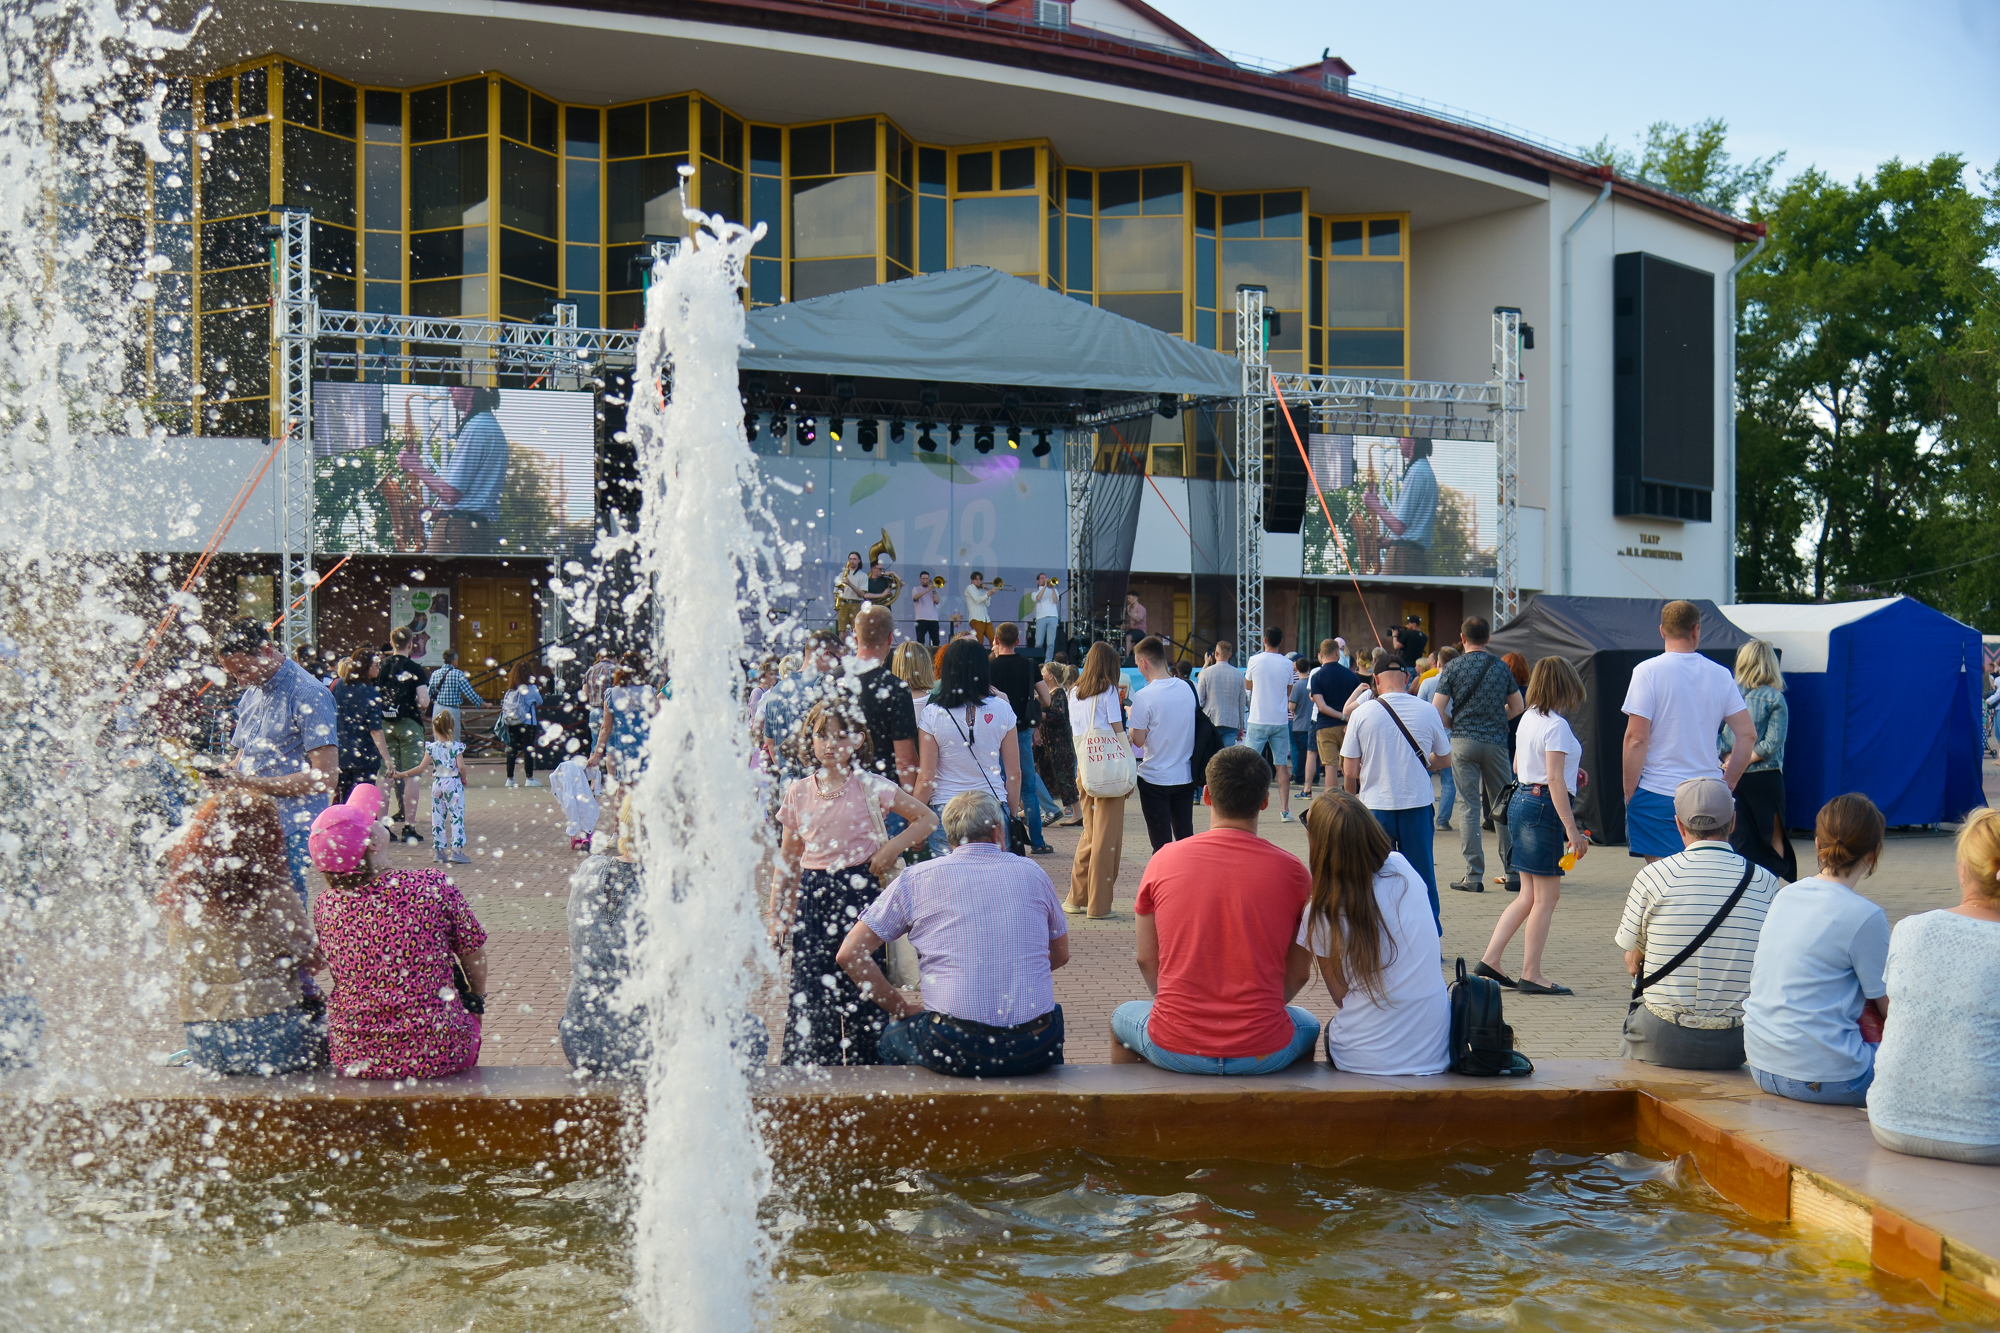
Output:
[112, 0, 1755, 676]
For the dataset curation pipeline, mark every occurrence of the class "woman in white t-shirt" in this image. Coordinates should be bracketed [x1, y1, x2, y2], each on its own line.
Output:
[1297, 792, 1450, 1074]
[1065, 642, 1128, 918]
[1478, 656, 1589, 996]
[916, 638, 1023, 839]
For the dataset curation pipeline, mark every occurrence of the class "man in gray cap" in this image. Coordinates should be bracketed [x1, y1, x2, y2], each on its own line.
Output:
[1613, 776, 1785, 1070]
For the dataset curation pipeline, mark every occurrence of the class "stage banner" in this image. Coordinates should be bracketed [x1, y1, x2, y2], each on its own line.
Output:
[312, 383, 595, 556]
[389, 586, 451, 669]
[753, 428, 1068, 638]
[1301, 433, 1497, 582]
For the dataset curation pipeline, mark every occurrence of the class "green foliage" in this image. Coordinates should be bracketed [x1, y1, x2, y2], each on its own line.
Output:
[313, 445, 399, 552]
[1585, 118, 1783, 216]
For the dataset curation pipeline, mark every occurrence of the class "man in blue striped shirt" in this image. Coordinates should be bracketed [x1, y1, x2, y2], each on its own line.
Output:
[428, 650, 486, 747]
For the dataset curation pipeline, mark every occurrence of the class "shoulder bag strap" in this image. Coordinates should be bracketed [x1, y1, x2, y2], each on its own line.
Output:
[1373, 694, 1431, 767]
[1629, 854, 1758, 1013]
[947, 702, 1009, 809]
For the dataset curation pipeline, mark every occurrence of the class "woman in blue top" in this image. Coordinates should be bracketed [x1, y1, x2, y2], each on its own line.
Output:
[500, 661, 544, 789]
[329, 657, 391, 804]
[1743, 794, 1890, 1106]
[1721, 640, 1796, 881]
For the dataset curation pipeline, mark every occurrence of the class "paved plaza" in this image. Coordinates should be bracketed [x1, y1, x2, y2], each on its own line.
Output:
[417, 755, 1987, 1070]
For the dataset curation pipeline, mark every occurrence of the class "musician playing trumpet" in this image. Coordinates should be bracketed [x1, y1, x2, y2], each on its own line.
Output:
[912, 570, 941, 646]
[1031, 572, 1062, 665]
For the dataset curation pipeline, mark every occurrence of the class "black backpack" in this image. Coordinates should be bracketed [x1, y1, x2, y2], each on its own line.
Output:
[1448, 958, 1534, 1077]
[1183, 679, 1225, 786]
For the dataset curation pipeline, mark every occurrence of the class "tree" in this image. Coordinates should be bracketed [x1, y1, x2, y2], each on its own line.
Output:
[1585, 118, 1782, 216]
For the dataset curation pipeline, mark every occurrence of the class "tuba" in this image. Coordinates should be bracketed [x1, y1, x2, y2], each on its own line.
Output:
[865, 527, 904, 609]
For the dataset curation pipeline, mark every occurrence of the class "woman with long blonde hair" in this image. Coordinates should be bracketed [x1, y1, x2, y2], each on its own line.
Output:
[1722, 639, 1795, 881]
[1066, 641, 1128, 917]
[1297, 792, 1450, 1073]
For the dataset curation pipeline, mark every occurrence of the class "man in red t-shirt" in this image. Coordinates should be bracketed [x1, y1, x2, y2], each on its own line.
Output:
[1111, 746, 1319, 1072]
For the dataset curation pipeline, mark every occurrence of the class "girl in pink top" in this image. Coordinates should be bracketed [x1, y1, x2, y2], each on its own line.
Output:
[768, 702, 936, 1066]
[311, 810, 489, 1079]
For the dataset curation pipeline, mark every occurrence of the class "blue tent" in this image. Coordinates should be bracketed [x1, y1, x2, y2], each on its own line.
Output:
[1720, 597, 1985, 828]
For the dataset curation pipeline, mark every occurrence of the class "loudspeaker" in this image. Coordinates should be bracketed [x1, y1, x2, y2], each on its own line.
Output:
[1614, 251, 1715, 520]
[1264, 406, 1308, 534]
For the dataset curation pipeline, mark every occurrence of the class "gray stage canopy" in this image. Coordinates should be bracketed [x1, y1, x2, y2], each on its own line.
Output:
[740, 266, 1242, 399]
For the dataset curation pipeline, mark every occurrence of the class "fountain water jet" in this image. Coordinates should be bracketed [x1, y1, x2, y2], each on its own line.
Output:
[618, 210, 779, 1331]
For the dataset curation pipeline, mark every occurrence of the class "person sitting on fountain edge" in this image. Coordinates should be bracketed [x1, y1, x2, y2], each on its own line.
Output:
[835, 790, 1069, 1077]
[1111, 745, 1321, 1074]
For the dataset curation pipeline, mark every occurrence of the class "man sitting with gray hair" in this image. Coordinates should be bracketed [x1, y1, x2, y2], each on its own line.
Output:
[836, 789, 1070, 1077]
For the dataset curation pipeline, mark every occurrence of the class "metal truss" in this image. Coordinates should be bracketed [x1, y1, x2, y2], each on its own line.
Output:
[1064, 426, 1094, 646]
[272, 211, 316, 659]
[1268, 371, 1503, 442]
[1235, 286, 1268, 667]
[314, 304, 627, 386]
[1491, 308, 1525, 624]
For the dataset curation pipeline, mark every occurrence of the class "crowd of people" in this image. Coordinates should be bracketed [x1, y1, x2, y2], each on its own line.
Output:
[155, 596, 2000, 1172]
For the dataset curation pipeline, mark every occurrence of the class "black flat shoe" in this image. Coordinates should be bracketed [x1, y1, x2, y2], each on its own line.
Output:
[1031, 843, 1055, 855]
[1517, 979, 1574, 996]
[1473, 961, 1517, 989]
[1449, 878, 1484, 893]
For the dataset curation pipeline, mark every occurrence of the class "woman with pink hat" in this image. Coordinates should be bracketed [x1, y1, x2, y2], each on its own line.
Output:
[309, 784, 490, 1079]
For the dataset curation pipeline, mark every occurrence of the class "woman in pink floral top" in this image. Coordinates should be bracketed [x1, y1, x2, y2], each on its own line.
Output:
[309, 790, 489, 1079]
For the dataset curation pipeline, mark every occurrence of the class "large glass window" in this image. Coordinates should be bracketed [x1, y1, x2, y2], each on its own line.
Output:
[1096, 164, 1184, 335]
[411, 138, 488, 230]
[747, 123, 781, 306]
[1219, 191, 1305, 370]
[952, 196, 1038, 275]
[1065, 168, 1093, 299]
[788, 118, 879, 300]
[1321, 214, 1408, 375]
[790, 173, 873, 258]
[917, 146, 947, 274]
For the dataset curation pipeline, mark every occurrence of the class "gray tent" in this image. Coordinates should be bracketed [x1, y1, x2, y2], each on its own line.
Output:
[741, 266, 1242, 399]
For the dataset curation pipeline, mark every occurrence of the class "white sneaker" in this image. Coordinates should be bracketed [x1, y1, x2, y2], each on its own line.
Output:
[505, 778, 517, 788]
[1280, 809, 1294, 822]
[525, 778, 542, 787]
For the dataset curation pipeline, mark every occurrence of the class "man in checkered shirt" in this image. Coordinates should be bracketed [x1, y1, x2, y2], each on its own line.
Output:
[835, 790, 1069, 1078]
[427, 649, 486, 747]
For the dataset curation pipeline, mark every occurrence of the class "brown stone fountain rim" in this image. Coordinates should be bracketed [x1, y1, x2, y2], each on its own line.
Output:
[5, 1059, 1996, 1314]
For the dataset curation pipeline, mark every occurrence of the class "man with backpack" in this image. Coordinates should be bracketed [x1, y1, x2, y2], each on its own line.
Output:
[1128, 635, 1205, 850]
[1432, 617, 1525, 894]
[1341, 649, 1453, 930]
[378, 626, 429, 841]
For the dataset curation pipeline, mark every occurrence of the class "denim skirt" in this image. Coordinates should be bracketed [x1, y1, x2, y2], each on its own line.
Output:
[1508, 785, 1568, 876]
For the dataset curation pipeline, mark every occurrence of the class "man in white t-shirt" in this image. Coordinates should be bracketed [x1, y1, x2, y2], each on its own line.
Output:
[1341, 649, 1453, 928]
[1242, 626, 1298, 821]
[1030, 574, 1061, 665]
[963, 573, 995, 646]
[1621, 600, 1757, 863]
[1127, 635, 1197, 850]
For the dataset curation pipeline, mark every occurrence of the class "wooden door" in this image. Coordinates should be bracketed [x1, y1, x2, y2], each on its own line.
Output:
[457, 577, 535, 694]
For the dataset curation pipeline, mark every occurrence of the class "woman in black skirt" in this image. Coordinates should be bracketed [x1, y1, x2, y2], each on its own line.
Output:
[1722, 640, 1798, 882]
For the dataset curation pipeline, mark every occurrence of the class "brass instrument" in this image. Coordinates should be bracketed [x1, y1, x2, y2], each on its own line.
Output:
[932, 575, 946, 589]
[863, 526, 904, 608]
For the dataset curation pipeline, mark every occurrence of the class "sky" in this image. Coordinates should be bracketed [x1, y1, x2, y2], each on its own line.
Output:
[1147, 0, 2000, 189]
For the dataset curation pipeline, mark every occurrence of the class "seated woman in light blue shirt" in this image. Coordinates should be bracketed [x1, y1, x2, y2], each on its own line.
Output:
[1743, 794, 1890, 1107]
[1867, 807, 2000, 1163]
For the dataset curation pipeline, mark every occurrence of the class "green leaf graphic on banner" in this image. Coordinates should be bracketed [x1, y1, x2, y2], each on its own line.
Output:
[849, 473, 889, 505]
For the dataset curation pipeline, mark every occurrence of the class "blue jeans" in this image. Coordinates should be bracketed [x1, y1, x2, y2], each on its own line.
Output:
[921, 803, 951, 858]
[1437, 767, 1456, 826]
[880, 1006, 1064, 1077]
[1370, 804, 1440, 932]
[1111, 1000, 1320, 1074]
[1290, 727, 1312, 778]
[1018, 731, 1049, 846]
[1752, 1058, 1875, 1107]
[185, 1004, 328, 1076]
[1244, 721, 1291, 771]
[1214, 727, 1239, 750]
[280, 806, 326, 905]
[1035, 615, 1059, 664]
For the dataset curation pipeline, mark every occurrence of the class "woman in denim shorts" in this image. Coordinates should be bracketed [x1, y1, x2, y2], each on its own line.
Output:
[1476, 657, 1590, 997]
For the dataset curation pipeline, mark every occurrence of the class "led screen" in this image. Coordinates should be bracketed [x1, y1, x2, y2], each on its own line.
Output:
[311, 382, 595, 555]
[1301, 433, 1497, 582]
[753, 425, 1069, 638]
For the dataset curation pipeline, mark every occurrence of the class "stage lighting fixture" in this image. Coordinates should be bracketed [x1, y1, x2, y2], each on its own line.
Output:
[768, 414, 789, 441]
[1157, 394, 1178, 420]
[744, 410, 760, 439]
[829, 416, 845, 442]
[949, 422, 963, 449]
[1005, 420, 1021, 449]
[857, 420, 879, 451]
[799, 415, 817, 444]
[974, 423, 995, 453]
[918, 423, 937, 451]
[889, 419, 907, 445]
[833, 378, 856, 401]
[1032, 429, 1051, 457]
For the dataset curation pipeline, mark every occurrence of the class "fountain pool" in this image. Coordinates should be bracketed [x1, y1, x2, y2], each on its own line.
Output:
[13, 1144, 1960, 1331]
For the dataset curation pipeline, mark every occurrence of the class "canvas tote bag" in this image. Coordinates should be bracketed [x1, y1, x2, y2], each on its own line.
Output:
[1076, 690, 1138, 798]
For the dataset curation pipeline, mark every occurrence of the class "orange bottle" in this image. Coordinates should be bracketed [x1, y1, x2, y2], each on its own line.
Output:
[1559, 831, 1591, 872]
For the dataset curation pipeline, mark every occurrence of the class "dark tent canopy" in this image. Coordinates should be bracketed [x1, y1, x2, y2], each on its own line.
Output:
[1490, 596, 1752, 847]
[741, 266, 1242, 399]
